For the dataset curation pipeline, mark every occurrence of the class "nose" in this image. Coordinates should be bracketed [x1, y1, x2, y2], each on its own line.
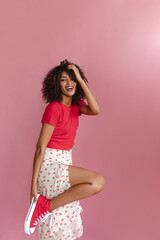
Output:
[66, 78, 72, 84]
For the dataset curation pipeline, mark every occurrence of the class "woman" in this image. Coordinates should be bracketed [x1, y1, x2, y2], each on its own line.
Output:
[24, 59, 105, 240]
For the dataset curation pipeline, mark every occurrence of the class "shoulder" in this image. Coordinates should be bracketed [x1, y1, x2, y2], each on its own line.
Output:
[78, 100, 87, 105]
[46, 101, 60, 108]
[43, 101, 61, 113]
[77, 100, 87, 116]
[77, 100, 87, 108]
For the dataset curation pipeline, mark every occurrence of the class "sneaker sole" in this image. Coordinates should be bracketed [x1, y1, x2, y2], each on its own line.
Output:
[24, 193, 40, 234]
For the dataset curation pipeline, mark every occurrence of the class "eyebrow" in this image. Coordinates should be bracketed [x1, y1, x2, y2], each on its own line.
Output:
[61, 76, 67, 78]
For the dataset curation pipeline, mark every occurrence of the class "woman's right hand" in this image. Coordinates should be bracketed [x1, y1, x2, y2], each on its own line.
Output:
[30, 182, 38, 204]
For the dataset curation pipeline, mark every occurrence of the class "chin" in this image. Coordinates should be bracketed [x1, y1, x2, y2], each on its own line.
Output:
[63, 90, 76, 96]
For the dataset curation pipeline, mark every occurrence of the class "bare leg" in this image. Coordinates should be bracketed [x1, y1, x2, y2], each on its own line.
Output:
[50, 165, 105, 211]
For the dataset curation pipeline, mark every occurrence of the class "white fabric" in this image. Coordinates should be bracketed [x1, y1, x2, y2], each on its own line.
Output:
[37, 147, 83, 240]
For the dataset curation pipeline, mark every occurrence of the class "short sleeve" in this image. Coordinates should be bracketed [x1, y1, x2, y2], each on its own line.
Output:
[41, 103, 60, 127]
[78, 100, 87, 116]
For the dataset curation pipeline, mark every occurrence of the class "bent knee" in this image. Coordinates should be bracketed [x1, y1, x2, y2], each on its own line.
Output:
[92, 173, 105, 193]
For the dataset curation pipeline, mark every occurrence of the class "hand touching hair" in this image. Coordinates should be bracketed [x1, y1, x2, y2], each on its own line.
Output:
[41, 59, 88, 105]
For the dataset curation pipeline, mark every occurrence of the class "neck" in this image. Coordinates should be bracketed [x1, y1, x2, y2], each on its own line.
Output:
[61, 95, 72, 107]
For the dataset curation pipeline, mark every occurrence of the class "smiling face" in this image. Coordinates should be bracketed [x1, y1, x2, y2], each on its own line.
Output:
[59, 71, 77, 97]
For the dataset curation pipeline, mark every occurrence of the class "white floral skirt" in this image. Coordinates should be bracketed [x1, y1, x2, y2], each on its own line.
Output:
[37, 147, 83, 240]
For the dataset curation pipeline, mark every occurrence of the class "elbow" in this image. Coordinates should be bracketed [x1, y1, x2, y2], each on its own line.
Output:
[36, 143, 46, 151]
[93, 110, 100, 115]
[94, 107, 101, 115]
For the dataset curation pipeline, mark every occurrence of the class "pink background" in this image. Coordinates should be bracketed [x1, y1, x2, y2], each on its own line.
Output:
[1, 0, 160, 239]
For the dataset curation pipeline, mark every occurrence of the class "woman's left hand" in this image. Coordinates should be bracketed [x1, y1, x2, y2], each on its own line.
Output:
[67, 64, 83, 82]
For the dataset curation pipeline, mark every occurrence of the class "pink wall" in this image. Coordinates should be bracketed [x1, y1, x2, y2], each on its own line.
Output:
[1, 0, 160, 239]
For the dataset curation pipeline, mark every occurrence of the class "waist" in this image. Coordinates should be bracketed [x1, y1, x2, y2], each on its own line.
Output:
[67, 148, 72, 151]
[46, 147, 72, 152]
[45, 147, 72, 155]
[47, 141, 75, 151]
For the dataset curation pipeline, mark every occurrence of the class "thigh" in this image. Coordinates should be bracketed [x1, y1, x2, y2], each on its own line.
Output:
[68, 165, 102, 187]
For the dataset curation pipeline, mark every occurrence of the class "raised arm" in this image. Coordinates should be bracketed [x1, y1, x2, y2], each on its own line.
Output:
[68, 64, 100, 115]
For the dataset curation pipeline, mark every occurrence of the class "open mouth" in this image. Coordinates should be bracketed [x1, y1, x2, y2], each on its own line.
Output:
[65, 86, 74, 92]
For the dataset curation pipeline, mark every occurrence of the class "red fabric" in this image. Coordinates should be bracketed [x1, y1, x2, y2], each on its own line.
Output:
[41, 100, 87, 150]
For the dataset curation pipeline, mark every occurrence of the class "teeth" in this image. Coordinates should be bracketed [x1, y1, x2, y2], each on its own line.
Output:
[66, 87, 73, 89]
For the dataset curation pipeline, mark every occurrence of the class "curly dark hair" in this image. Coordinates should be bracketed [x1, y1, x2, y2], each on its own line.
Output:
[41, 59, 88, 105]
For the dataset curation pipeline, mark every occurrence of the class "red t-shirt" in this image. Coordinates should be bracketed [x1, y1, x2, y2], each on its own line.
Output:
[41, 100, 87, 150]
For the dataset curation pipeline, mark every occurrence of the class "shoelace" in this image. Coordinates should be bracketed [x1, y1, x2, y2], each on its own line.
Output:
[33, 211, 52, 226]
